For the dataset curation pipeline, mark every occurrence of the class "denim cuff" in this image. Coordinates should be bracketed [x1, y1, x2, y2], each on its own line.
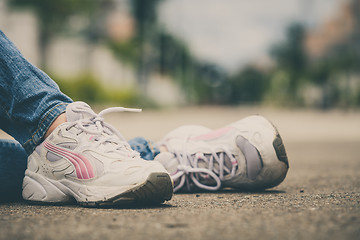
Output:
[128, 137, 160, 160]
[23, 102, 69, 154]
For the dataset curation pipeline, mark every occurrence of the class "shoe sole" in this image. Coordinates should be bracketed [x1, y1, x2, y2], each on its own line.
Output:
[81, 172, 173, 207]
[23, 172, 173, 207]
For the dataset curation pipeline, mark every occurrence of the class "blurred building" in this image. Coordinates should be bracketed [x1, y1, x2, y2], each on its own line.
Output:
[305, 0, 356, 59]
[0, 0, 40, 65]
[106, 0, 134, 43]
[303, 0, 360, 108]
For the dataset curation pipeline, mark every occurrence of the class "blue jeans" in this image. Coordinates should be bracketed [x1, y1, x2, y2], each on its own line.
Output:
[0, 140, 27, 201]
[0, 30, 73, 154]
[0, 30, 159, 201]
[128, 137, 160, 160]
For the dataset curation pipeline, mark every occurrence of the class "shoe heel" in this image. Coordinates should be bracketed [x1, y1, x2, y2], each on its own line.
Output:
[22, 171, 72, 203]
[259, 115, 289, 168]
[273, 134, 289, 168]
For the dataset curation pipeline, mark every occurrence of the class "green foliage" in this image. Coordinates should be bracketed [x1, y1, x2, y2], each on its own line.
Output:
[53, 74, 149, 106]
[270, 23, 307, 94]
[270, 24, 306, 72]
[10, 0, 96, 22]
[157, 32, 192, 75]
[229, 67, 268, 104]
[130, 0, 163, 37]
[56, 74, 106, 103]
[108, 39, 141, 65]
[265, 70, 294, 106]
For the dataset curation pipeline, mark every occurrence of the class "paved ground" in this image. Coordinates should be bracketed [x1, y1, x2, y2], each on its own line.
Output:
[0, 106, 359, 240]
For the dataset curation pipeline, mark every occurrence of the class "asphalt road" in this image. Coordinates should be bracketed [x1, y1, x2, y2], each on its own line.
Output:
[0, 107, 359, 240]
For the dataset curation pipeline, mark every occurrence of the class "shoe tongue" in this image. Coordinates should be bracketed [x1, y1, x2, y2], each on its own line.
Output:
[155, 152, 178, 174]
[66, 102, 97, 122]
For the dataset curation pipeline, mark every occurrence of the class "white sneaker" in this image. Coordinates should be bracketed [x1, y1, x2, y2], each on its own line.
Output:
[155, 115, 289, 192]
[22, 102, 173, 206]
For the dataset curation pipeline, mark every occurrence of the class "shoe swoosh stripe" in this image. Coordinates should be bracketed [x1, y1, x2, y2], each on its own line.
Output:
[44, 141, 84, 179]
[44, 141, 94, 179]
[191, 126, 232, 141]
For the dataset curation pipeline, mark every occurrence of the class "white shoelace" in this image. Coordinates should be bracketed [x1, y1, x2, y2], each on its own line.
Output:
[171, 147, 238, 192]
[66, 106, 141, 157]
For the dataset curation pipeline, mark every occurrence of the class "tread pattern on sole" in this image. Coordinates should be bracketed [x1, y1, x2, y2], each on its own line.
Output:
[267, 119, 289, 169]
[80, 172, 173, 207]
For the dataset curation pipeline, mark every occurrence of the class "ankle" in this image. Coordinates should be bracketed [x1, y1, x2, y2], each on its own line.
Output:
[45, 113, 67, 138]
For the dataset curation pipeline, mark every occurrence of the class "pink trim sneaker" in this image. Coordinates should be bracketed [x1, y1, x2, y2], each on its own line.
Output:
[22, 102, 173, 206]
[155, 115, 289, 192]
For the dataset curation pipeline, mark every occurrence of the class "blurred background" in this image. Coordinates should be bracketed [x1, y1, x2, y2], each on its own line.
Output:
[0, 0, 359, 109]
[1, 4, 359, 239]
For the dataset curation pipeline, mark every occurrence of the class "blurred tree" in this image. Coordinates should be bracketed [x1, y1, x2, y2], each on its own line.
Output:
[111, 0, 214, 103]
[191, 63, 228, 104]
[158, 32, 189, 75]
[229, 67, 268, 104]
[129, 0, 163, 90]
[131, 0, 162, 37]
[270, 23, 307, 96]
[9, 0, 111, 69]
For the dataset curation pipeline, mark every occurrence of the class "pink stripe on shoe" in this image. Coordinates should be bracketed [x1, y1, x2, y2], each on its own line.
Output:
[191, 126, 232, 141]
[44, 141, 94, 179]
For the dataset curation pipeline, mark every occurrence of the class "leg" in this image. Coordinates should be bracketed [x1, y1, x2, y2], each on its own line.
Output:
[0, 30, 73, 154]
[0, 140, 27, 201]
